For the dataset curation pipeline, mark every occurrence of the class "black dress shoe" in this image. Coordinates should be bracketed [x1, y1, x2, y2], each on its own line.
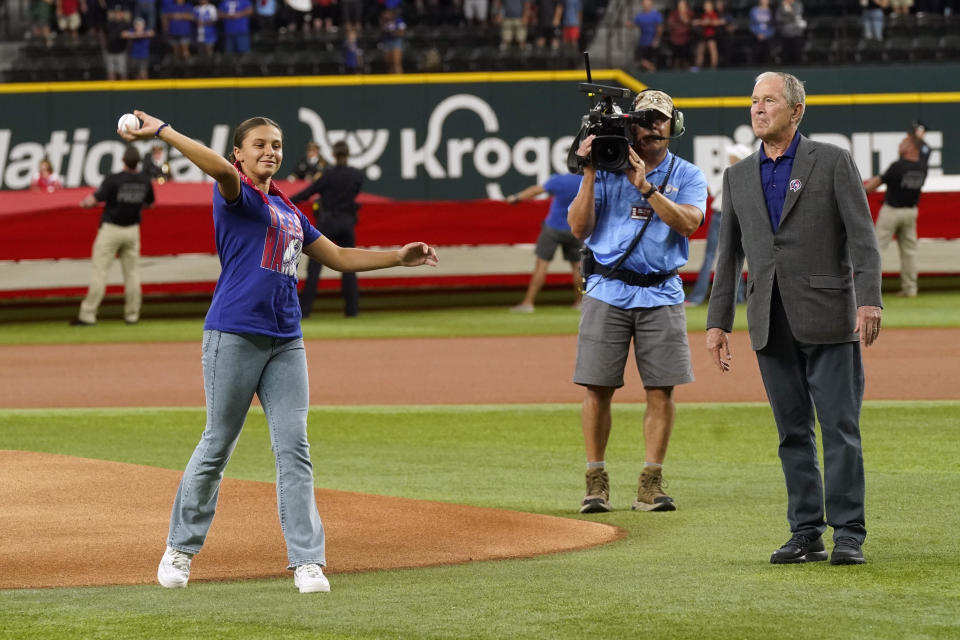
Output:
[830, 537, 865, 565]
[770, 533, 828, 564]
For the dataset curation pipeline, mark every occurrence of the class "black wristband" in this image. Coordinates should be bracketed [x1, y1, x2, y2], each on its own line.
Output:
[642, 185, 657, 199]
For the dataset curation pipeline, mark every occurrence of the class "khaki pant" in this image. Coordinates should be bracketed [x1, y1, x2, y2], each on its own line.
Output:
[875, 203, 919, 296]
[78, 223, 142, 323]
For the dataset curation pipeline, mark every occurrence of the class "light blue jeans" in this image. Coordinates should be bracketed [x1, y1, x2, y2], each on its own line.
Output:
[862, 8, 884, 40]
[167, 330, 325, 568]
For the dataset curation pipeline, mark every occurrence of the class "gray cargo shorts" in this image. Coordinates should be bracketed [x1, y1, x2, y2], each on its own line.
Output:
[573, 295, 694, 388]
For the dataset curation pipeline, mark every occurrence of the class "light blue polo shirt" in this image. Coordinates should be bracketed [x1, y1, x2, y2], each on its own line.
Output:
[584, 151, 707, 309]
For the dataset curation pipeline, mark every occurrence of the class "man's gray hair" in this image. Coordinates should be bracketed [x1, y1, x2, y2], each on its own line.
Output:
[755, 71, 806, 125]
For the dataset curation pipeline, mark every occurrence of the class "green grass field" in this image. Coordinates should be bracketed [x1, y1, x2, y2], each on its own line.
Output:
[2, 293, 959, 639]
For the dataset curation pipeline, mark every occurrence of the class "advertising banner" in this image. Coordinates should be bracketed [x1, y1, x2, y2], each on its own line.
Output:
[0, 70, 956, 199]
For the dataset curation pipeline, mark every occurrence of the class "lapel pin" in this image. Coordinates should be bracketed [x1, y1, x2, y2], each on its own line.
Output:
[789, 179, 802, 192]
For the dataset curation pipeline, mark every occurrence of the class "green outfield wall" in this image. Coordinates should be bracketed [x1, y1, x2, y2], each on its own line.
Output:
[0, 65, 957, 199]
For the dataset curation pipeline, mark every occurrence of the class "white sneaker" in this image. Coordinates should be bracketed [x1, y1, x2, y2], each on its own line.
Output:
[293, 563, 330, 593]
[509, 303, 534, 313]
[157, 547, 192, 588]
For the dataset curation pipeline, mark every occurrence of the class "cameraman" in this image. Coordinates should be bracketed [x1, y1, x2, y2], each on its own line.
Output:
[568, 89, 707, 515]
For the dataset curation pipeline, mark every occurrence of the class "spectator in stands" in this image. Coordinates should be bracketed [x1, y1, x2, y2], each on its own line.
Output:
[220, 0, 254, 54]
[123, 17, 155, 78]
[290, 140, 365, 318]
[340, 0, 361, 31]
[775, 0, 805, 65]
[714, 0, 735, 65]
[30, 158, 64, 192]
[134, 0, 157, 30]
[496, 0, 531, 51]
[464, 0, 490, 28]
[505, 173, 584, 313]
[311, 0, 338, 32]
[343, 26, 363, 71]
[71, 145, 155, 326]
[864, 135, 928, 298]
[890, 0, 913, 15]
[194, 0, 219, 57]
[666, 0, 695, 70]
[862, 0, 888, 40]
[31, 0, 55, 45]
[630, 0, 662, 72]
[162, 0, 194, 61]
[749, 0, 775, 65]
[535, 0, 561, 49]
[282, 0, 313, 32]
[254, 0, 278, 32]
[56, 0, 83, 40]
[560, 0, 582, 49]
[82, 0, 108, 49]
[379, 2, 406, 73]
[287, 141, 326, 182]
[104, 1, 133, 80]
[143, 144, 173, 182]
[694, 0, 721, 70]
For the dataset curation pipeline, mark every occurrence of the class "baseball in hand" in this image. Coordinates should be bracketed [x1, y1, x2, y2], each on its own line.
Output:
[117, 113, 141, 134]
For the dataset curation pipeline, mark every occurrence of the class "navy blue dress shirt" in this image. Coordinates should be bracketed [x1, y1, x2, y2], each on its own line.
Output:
[758, 130, 801, 232]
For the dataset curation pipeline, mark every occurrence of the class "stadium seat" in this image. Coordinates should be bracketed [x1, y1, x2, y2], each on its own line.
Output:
[915, 12, 946, 37]
[830, 36, 859, 65]
[938, 34, 960, 61]
[885, 13, 916, 39]
[855, 38, 884, 63]
[801, 37, 833, 65]
[910, 35, 940, 62]
[805, 16, 835, 40]
[882, 36, 913, 63]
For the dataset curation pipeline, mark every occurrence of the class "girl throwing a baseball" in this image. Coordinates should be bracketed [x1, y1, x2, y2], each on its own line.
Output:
[118, 111, 438, 593]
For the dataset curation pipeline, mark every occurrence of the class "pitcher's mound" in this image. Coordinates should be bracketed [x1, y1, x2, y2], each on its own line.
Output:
[0, 451, 624, 589]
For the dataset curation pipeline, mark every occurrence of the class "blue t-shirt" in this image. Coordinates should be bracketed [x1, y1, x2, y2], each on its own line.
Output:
[562, 0, 581, 26]
[205, 181, 322, 338]
[193, 4, 217, 43]
[163, 0, 193, 37]
[542, 173, 582, 231]
[633, 10, 662, 47]
[585, 151, 707, 309]
[128, 33, 151, 59]
[750, 6, 774, 38]
[219, 0, 251, 34]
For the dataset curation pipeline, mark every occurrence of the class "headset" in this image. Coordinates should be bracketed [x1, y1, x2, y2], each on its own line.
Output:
[632, 88, 686, 139]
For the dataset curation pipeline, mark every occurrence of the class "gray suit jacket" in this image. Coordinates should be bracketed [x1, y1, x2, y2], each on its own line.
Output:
[706, 135, 883, 350]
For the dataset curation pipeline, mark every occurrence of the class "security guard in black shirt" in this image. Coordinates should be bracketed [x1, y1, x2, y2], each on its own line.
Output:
[291, 140, 364, 317]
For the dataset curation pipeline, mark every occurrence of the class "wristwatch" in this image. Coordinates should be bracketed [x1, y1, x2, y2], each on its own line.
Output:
[642, 184, 658, 199]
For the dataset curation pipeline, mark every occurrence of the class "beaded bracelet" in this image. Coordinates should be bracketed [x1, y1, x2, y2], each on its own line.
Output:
[155, 123, 170, 138]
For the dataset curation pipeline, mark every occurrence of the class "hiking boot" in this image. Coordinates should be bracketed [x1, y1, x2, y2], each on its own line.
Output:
[830, 537, 865, 565]
[631, 467, 676, 511]
[294, 563, 331, 593]
[579, 468, 612, 513]
[770, 533, 828, 564]
[157, 547, 193, 588]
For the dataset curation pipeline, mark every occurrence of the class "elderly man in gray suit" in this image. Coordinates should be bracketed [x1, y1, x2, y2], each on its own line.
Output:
[705, 72, 883, 566]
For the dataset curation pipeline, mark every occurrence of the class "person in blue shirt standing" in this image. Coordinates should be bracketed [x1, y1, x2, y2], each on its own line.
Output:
[117, 109, 438, 593]
[193, 0, 218, 57]
[568, 89, 707, 515]
[749, 0, 775, 65]
[629, 0, 662, 72]
[219, 0, 253, 54]
[505, 172, 583, 312]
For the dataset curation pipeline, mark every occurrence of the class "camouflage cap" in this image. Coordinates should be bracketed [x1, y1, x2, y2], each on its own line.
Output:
[632, 90, 674, 119]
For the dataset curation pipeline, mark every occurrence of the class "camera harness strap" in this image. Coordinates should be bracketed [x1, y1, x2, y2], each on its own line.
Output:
[581, 153, 677, 294]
